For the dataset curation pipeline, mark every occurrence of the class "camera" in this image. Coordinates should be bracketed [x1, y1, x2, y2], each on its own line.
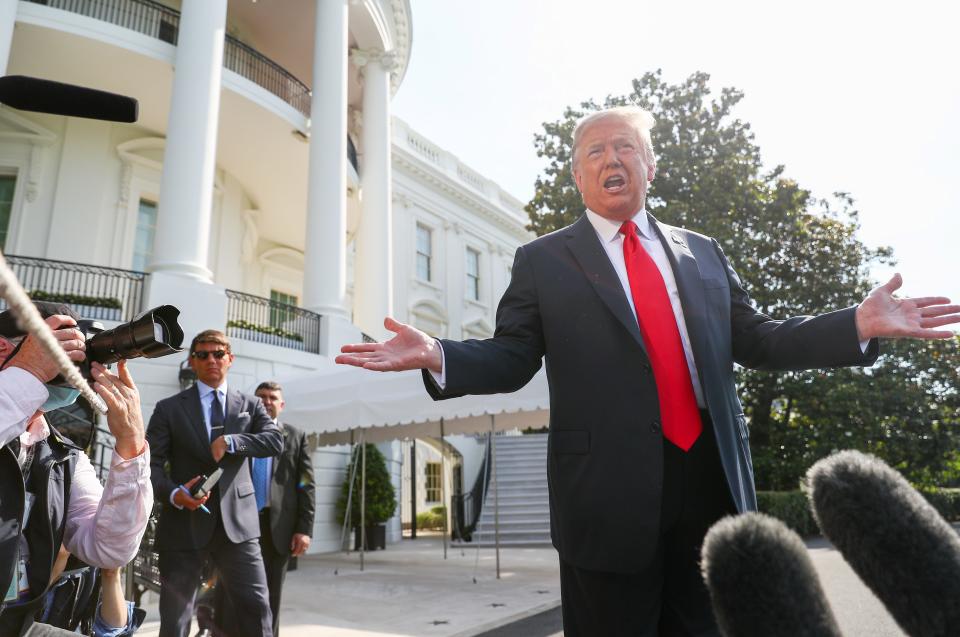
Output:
[49, 304, 185, 387]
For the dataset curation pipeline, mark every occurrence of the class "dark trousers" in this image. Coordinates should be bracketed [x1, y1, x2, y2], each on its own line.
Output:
[158, 517, 273, 637]
[218, 510, 290, 637]
[560, 414, 736, 637]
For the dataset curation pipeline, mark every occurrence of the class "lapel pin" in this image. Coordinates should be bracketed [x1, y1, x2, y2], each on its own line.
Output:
[671, 232, 687, 247]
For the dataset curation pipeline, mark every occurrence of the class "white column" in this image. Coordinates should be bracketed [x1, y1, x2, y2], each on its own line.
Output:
[150, 0, 227, 282]
[0, 0, 18, 74]
[303, 0, 349, 318]
[352, 49, 394, 339]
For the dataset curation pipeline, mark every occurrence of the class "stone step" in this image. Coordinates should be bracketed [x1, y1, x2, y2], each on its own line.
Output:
[471, 530, 552, 543]
[476, 519, 551, 532]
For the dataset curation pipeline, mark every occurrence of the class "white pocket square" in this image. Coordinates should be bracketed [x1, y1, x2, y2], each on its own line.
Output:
[238, 411, 250, 418]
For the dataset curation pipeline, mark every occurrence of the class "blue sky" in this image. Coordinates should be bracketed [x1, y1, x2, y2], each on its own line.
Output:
[392, 0, 959, 309]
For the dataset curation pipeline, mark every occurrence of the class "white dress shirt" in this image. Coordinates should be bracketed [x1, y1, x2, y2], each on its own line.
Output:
[1, 369, 152, 569]
[585, 208, 706, 407]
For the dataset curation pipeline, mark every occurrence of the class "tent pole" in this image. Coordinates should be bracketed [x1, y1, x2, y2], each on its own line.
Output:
[340, 431, 359, 556]
[441, 418, 447, 560]
[491, 415, 500, 579]
[360, 432, 366, 572]
[410, 439, 417, 539]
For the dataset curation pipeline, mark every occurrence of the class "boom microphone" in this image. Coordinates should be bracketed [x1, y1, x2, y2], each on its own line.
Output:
[0, 75, 137, 122]
[701, 513, 842, 637]
[807, 450, 960, 637]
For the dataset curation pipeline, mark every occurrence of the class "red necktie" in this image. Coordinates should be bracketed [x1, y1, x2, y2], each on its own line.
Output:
[620, 220, 702, 451]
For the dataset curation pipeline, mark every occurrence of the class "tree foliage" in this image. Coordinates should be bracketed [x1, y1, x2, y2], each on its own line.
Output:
[527, 70, 960, 489]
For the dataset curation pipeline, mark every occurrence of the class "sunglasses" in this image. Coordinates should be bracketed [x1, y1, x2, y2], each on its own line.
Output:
[191, 349, 228, 360]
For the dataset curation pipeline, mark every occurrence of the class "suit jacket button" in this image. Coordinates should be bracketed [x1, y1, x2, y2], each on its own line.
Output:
[650, 420, 661, 433]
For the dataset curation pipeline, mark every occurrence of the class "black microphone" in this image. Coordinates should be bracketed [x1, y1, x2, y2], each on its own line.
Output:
[807, 450, 960, 637]
[0, 75, 137, 122]
[701, 512, 842, 637]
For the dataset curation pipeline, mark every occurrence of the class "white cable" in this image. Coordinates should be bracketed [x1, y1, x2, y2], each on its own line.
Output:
[0, 249, 108, 414]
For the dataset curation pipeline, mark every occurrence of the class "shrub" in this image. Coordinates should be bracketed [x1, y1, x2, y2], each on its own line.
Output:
[416, 506, 446, 530]
[756, 491, 819, 537]
[919, 487, 960, 521]
[227, 319, 304, 342]
[30, 290, 122, 310]
[335, 443, 397, 528]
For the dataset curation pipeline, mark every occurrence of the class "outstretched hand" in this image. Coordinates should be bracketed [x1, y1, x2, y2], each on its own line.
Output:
[335, 317, 443, 373]
[855, 274, 960, 341]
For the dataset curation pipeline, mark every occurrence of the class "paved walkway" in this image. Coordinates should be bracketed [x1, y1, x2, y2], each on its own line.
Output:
[136, 535, 904, 636]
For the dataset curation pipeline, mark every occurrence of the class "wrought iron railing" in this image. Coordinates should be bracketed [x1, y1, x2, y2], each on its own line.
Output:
[225, 289, 321, 354]
[451, 435, 492, 542]
[1, 254, 146, 322]
[28, 0, 313, 117]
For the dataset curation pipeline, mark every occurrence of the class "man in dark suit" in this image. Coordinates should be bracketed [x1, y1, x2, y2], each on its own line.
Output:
[147, 330, 282, 637]
[218, 381, 315, 637]
[337, 106, 960, 635]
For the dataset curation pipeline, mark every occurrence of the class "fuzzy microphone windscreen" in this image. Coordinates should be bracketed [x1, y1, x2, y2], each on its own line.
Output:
[807, 450, 960, 637]
[701, 512, 842, 637]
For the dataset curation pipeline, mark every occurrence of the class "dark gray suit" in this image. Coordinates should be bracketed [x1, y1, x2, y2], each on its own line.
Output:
[425, 213, 878, 633]
[147, 385, 283, 637]
[218, 423, 316, 637]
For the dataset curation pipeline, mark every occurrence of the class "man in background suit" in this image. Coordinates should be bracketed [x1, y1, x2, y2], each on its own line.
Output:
[147, 330, 282, 637]
[218, 381, 315, 637]
[336, 106, 960, 635]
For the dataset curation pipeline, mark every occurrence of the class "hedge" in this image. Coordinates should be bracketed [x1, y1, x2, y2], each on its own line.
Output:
[30, 290, 122, 310]
[758, 487, 960, 538]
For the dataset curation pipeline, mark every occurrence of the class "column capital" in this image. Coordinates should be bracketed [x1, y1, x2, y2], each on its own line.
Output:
[350, 48, 398, 73]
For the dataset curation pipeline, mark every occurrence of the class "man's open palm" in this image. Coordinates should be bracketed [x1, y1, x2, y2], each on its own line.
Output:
[336, 317, 443, 373]
[855, 273, 960, 341]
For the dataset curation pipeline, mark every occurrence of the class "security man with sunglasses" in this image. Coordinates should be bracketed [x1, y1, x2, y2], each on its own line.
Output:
[146, 330, 282, 637]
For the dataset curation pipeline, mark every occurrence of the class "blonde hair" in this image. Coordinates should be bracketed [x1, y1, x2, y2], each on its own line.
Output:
[571, 106, 656, 168]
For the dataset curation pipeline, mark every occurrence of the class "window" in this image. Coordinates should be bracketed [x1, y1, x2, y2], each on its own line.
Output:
[466, 248, 480, 301]
[270, 290, 298, 328]
[0, 175, 16, 250]
[416, 224, 432, 281]
[425, 462, 441, 503]
[131, 199, 158, 272]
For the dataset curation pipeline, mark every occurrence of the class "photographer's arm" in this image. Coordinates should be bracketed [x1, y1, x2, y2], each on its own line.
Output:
[64, 361, 153, 568]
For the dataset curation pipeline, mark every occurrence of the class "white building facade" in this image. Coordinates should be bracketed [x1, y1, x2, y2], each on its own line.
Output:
[0, 0, 530, 553]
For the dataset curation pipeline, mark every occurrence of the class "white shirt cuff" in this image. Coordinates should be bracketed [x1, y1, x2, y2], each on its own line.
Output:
[859, 339, 870, 353]
[170, 487, 184, 509]
[428, 340, 446, 389]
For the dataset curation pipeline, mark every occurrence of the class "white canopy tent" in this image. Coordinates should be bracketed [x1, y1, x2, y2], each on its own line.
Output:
[277, 364, 551, 445]
[271, 362, 551, 576]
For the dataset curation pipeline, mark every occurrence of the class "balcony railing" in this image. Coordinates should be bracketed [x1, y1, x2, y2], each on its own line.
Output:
[225, 289, 321, 354]
[28, 0, 313, 117]
[1, 254, 146, 322]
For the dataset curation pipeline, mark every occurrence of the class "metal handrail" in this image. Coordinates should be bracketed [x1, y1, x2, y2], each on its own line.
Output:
[27, 0, 312, 117]
[0, 254, 146, 322]
[451, 436, 492, 541]
[225, 289, 321, 354]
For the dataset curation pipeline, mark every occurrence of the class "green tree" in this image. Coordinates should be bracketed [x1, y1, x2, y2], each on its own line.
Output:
[336, 443, 397, 528]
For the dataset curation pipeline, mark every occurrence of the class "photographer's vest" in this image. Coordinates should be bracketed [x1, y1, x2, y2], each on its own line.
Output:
[0, 430, 78, 634]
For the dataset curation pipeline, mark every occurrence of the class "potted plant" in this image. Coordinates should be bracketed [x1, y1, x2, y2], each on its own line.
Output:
[335, 443, 397, 550]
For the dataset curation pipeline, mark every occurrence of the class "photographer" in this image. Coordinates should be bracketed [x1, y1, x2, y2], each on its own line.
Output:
[0, 302, 153, 635]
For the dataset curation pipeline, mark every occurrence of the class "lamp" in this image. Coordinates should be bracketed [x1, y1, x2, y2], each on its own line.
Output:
[178, 358, 197, 391]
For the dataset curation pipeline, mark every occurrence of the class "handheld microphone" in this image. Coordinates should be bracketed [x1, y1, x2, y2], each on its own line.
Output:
[807, 450, 960, 637]
[701, 512, 842, 637]
[0, 75, 138, 122]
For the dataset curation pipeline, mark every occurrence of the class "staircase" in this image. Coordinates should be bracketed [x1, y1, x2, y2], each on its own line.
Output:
[469, 434, 551, 546]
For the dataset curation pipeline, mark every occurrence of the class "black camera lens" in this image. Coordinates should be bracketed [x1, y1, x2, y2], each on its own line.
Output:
[86, 305, 184, 365]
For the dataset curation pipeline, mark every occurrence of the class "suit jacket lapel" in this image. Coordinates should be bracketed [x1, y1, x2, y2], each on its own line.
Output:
[181, 385, 210, 453]
[565, 215, 647, 354]
[649, 214, 710, 381]
[224, 389, 243, 436]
